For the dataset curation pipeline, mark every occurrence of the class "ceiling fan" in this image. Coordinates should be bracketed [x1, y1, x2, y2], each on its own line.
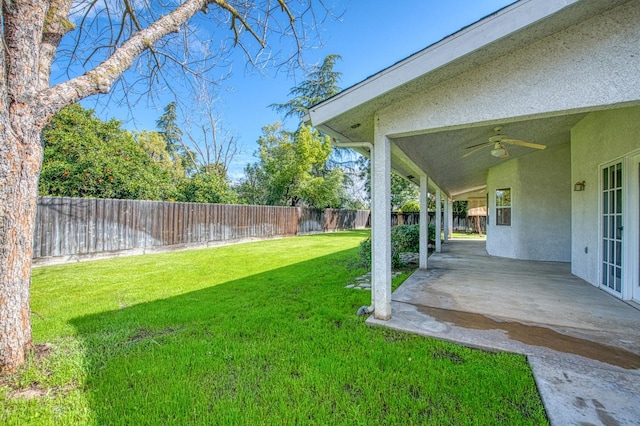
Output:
[462, 127, 546, 159]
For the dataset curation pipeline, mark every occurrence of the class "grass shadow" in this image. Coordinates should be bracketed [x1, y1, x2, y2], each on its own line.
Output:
[66, 244, 546, 424]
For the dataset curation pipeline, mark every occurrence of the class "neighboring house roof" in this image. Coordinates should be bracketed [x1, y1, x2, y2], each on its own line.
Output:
[467, 198, 487, 217]
[308, 0, 638, 198]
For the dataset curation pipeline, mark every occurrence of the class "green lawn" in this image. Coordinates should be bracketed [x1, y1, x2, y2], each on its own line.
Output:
[1, 231, 547, 425]
[451, 232, 487, 240]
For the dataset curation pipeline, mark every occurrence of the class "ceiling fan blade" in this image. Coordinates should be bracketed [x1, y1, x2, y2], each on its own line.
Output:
[462, 145, 490, 158]
[464, 141, 491, 150]
[503, 139, 546, 150]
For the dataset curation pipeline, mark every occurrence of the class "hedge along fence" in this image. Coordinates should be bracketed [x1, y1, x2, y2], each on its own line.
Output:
[33, 197, 371, 265]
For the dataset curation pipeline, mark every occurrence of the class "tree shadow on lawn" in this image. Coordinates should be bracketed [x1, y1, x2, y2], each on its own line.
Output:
[70, 248, 546, 425]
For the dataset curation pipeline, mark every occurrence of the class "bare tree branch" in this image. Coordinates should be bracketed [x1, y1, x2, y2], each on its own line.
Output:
[35, 0, 210, 124]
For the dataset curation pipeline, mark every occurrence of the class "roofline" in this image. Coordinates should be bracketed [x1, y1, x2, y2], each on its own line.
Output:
[308, 0, 582, 127]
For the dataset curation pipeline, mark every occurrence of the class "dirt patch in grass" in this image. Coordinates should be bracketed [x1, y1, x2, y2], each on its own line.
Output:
[1, 343, 80, 401]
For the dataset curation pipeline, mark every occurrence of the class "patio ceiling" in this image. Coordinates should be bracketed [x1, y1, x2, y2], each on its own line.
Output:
[391, 112, 587, 199]
[310, 0, 632, 199]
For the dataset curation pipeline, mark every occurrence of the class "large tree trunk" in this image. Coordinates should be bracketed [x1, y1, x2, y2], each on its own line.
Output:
[0, 125, 43, 373]
[0, 0, 48, 374]
[0, 0, 206, 374]
[0, 0, 305, 374]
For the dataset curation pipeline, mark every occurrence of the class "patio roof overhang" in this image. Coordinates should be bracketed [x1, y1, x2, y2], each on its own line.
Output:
[308, 0, 634, 199]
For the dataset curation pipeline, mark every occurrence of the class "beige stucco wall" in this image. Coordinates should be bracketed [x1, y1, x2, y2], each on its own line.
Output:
[376, 1, 640, 137]
[486, 143, 572, 262]
[570, 106, 640, 286]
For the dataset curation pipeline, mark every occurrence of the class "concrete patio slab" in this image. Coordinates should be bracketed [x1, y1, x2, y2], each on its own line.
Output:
[367, 239, 640, 426]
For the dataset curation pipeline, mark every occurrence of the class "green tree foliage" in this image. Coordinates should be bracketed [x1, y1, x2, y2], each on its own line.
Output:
[242, 122, 344, 207]
[40, 105, 176, 200]
[357, 156, 421, 210]
[134, 130, 185, 180]
[399, 200, 420, 213]
[156, 101, 183, 155]
[239, 55, 356, 208]
[41, 104, 238, 204]
[175, 171, 238, 204]
[391, 174, 419, 211]
[271, 54, 342, 121]
[453, 200, 468, 216]
[237, 164, 269, 205]
[157, 101, 197, 173]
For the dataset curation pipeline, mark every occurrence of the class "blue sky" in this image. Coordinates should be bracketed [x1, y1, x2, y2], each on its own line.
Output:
[84, 0, 515, 180]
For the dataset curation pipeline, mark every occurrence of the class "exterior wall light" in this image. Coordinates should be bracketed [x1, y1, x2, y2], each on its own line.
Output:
[574, 181, 586, 191]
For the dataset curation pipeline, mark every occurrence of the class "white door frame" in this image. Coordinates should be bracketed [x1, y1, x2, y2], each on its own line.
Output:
[626, 153, 640, 302]
[599, 160, 624, 298]
[600, 151, 640, 301]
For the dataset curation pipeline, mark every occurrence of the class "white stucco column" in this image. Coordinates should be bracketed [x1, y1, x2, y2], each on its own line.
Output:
[371, 133, 392, 320]
[419, 175, 428, 270]
[435, 190, 442, 253]
[443, 197, 450, 242]
[447, 198, 453, 240]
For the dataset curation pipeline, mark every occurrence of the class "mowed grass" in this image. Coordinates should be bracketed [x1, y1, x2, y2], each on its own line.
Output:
[451, 232, 486, 240]
[1, 231, 547, 425]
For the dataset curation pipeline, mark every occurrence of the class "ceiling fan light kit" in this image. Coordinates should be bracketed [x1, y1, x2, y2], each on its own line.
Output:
[491, 145, 507, 157]
[463, 126, 546, 159]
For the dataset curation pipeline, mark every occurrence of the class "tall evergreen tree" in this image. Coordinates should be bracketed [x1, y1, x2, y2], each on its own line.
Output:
[271, 54, 342, 121]
[156, 101, 183, 155]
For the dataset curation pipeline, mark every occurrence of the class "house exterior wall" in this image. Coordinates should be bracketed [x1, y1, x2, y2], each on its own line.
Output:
[486, 143, 572, 261]
[570, 106, 640, 286]
[375, 1, 640, 138]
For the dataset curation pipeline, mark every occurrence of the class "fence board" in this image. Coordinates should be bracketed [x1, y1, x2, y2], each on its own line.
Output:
[391, 212, 486, 233]
[33, 197, 371, 262]
[34, 196, 495, 264]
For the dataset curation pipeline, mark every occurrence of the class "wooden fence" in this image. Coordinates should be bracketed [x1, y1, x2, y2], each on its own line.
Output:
[33, 197, 370, 264]
[391, 212, 486, 233]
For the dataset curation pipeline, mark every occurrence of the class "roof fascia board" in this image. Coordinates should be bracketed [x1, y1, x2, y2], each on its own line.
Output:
[309, 0, 581, 126]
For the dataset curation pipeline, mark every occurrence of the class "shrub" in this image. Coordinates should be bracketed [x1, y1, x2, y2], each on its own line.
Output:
[391, 224, 420, 253]
[358, 237, 372, 267]
[399, 201, 420, 213]
[357, 224, 420, 270]
[428, 222, 436, 242]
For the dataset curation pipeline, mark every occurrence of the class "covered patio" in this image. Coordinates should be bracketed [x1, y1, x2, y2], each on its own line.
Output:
[309, 1, 640, 422]
[368, 239, 640, 425]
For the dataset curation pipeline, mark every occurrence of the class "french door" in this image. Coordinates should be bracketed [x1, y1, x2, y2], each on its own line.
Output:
[601, 162, 623, 294]
[632, 155, 640, 302]
[601, 155, 640, 303]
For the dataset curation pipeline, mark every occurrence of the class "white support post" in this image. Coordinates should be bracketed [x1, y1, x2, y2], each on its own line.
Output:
[419, 175, 429, 270]
[435, 190, 442, 253]
[448, 199, 454, 240]
[444, 197, 450, 242]
[371, 133, 392, 320]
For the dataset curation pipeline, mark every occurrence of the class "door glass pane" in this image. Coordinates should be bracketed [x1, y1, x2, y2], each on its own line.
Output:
[609, 265, 615, 289]
[610, 191, 615, 213]
[601, 161, 623, 294]
[610, 218, 615, 240]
